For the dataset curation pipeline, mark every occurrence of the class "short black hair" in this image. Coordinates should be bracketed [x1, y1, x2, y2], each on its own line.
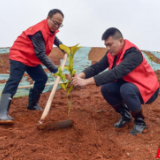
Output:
[102, 27, 123, 40]
[48, 9, 64, 18]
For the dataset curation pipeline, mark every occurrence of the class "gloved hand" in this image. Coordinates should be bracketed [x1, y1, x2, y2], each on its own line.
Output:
[53, 68, 58, 73]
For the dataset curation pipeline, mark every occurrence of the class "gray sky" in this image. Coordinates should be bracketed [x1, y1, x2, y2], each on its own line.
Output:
[0, 0, 160, 51]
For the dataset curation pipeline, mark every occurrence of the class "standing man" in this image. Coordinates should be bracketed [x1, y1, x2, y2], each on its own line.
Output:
[71, 27, 159, 135]
[0, 9, 65, 123]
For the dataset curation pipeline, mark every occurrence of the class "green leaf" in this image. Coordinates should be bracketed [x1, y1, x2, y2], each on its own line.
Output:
[71, 44, 79, 49]
[58, 66, 62, 74]
[61, 74, 66, 83]
[64, 66, 70, 71]
[59, 44, 70, 55]
[68, 56, 73, 64]
[71, 69, 76, 76]
[65, 81, 70, 88]
[53, 73, 60, 77]
[67, 85, 73, 96]
[70, 44, 82, 56]
[69, 60, 73, 70]
[73, 46, 82, 55]
[60, 83, 66, 91]
[71, 44, 79, 55]
[148, 55, 153, 61]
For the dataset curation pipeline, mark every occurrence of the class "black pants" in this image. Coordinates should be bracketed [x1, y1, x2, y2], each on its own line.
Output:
[101, 81, 159, 112]
[2, 60, 48, 96]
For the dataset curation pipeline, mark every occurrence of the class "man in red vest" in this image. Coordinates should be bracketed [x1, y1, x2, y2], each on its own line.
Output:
[71, 27, 159, 135]
[0, 9, 65, 124]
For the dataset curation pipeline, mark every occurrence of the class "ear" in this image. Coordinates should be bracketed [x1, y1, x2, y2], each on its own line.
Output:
[119, 38, 124, 44]
[47, 16, 50, 20]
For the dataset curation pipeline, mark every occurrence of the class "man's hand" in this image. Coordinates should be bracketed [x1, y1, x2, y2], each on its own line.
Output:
[71, 76, 88, 87]
[62, 51, 66, 54]
[67, 73, 82, 80]
[71, 77, 96, 87]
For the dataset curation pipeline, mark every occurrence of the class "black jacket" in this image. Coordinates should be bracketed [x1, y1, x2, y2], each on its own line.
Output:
[83, 47, 143, 86]
[28, 31, 63, 73]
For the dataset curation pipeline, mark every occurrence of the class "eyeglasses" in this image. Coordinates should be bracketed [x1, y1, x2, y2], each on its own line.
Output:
[50, 18, 63, 28]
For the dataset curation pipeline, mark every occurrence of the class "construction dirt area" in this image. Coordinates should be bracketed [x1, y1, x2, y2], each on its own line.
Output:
[0, 47, 160, 160]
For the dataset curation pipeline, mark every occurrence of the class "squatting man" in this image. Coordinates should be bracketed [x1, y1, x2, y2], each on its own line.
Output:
[71, 28, 159, 135]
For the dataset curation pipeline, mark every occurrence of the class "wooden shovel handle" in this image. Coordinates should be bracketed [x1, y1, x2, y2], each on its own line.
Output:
[40, 54, 68, 121]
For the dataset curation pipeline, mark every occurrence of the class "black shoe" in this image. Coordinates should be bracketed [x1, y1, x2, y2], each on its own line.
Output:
[114, 103, 132, 128]
[27, 88, 42, 111]
[0, 94, 14, 124]
[129, 109, 146, 135]
[129, 118, 146, 135]
[114, 115, 132, 128]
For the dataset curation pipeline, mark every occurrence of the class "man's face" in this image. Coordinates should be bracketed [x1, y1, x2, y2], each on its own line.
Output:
[47, 13, 63, 32]
[104, 36, 124, 56]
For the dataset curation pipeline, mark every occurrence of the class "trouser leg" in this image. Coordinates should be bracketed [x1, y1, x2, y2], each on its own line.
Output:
[101, 82, 132, 128]
[26, 65, 48, 110]
[101, 82, 124, 107]
[26, 64, 48, 91]
[120, 83, 146, 135]
[101, 81, 159, 135]
[3, 60, 26, 95]
[0, 60, 26, 123]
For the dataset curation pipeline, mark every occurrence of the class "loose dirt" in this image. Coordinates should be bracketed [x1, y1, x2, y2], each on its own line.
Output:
[0, 48, 160, 160]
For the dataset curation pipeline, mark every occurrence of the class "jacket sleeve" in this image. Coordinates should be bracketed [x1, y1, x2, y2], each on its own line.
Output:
[83, 52, 109, 78]
[54, 36, 65, 53]
[93, 47, 143, 86]
[28, 31, 58, 73]
[54, 36, 63, 47]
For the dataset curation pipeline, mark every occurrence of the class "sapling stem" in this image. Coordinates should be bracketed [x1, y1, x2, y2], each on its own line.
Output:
[53, 44, 82, 115]
[68, 90, 73, 115]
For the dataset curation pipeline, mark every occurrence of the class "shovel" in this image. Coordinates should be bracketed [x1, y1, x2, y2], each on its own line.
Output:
[37, 53, 73, 130]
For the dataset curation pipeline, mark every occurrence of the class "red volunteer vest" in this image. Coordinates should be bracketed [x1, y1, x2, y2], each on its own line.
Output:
[9, 19, 59, 66]
[107, 39, 159, 103]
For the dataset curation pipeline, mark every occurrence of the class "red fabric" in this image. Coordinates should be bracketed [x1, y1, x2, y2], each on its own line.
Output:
[107, 39, 159, 103]
[156, 144, 160, 158]
[9, 19, 59, 66]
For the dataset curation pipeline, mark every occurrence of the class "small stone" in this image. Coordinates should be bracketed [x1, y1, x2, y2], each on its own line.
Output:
[127, 152, 130, 156]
